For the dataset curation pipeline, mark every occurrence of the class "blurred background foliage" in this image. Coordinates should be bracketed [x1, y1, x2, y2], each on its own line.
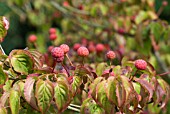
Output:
[1, 0, 170, 113]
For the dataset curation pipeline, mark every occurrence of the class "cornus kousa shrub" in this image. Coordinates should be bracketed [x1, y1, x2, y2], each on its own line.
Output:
[0, 17, 170, 114]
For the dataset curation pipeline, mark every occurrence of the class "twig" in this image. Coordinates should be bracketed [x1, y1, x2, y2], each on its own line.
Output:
[66, 54, 74, 66]
[62, 63, 70, 77]
[50, 1, 68, 14]
[157, 71, 170, 76]
[67, 106, 80, 112]
[0, 45, 6, 55]
[69, 104, 81, 108]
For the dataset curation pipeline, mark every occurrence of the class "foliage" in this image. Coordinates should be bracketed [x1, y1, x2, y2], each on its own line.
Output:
[0, 0, 170, 114]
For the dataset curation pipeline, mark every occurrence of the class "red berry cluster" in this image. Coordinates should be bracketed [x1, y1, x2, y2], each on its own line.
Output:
[77, 46, 89, 57]
[106, 51, 116, 60]
[60, 44, 70, 54]
[51, 47, 64, 62]
[135, 59, 147, 70]
[49, 28, 57, 41]
[28, 34, 37, 43]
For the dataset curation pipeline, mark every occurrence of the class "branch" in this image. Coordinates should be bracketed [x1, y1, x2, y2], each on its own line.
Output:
[67, 106, 80, 112]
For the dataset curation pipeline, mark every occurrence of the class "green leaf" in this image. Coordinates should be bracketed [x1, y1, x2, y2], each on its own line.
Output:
[0, 65, 7, 86]
[0, 106, 7, 114]
[35, 79, 54, 113]
[149, 22, 162, 42]
[96, 63, 107, 76]
[81, 98, 105, 114]
[135, 11, 149, 24]
[96, 80, 114, 114]
[9, 89, 20, 114]
[54, 81, 70, 112]
[71, 76, 82, 96]
[24, 77, 39, 111]
[105, 77, 117, 105]
[74, 65, 91, 77]
[89, 77, 103, 99]
[9, 50, 34, 75]
[0, 16, 7, 41]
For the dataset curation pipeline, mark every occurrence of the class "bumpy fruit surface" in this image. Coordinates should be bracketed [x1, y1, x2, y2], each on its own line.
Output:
[49, 34, 57, 41]
[51, 47, 64, 58]
[77, 46, 89, 57]
[60, 44, 70, 54]
[135, 59, 147, 70]
[73, 43, 81, 51]
[96, 43, 105, 52]
[49, 28, 56, 34]
[29, 34, 37, 43]
[106, 51, 116, 60]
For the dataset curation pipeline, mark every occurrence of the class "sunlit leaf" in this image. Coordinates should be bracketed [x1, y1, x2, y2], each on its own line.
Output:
[9, 50, 34, 75]
[96, 80, 114, 114]
[35, 79, 54, 113]
[9, 89, 20, 114]
[71, 76, 82, 96]
[54, 81, 70, 112]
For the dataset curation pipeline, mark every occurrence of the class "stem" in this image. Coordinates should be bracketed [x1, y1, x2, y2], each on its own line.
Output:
[67, 106, 80, 112]
[66, 54, 74, 66]
[69, 104, 81, 108]
[0, 44, 6, 55]
[62, 63, 70, 77]
[82, 57, 85, 66]
[158, 71, 170, 76]
[157, 5, 164, 17]
[52, 59, 57, 73]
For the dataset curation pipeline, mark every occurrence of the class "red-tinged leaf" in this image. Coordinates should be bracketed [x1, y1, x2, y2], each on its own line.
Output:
[0, 92, 9, 106]
[157, 78, 170, 108]
[70, 76, 82, 96]
[135, 78, 154, 101]
[81, 98, 105, 114]
[139, 86, 149, 108]
[96, 80, 114, 114]
[120, 76, 133, 101]
[9, 50, 34, 75]
[105, 77, 117, 105]
[35, 79, 54, 114]
[24, 77, 39, 111]
[116, 81, 126, 108]
[9, 89, 20, 114]
[120, 76, 138, 110]
[57, 73, 69, 84]
[89, 77, 103, 99]
[54, 81, 70, 112]
[0, 105, 7, 114]
[29, 50, 45, 69]
[74, 65, 92, 77]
